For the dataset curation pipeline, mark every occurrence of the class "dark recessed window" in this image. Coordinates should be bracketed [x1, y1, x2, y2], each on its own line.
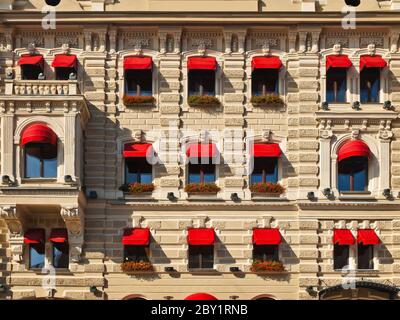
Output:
[252, 69, 279, 96]
[326, 68, 347, 103]
[188, 245, 214, 269]
[338, 156, 368, 192]
[125, 157, 152, 184]
[53, 242, 69, 268]
[29, 243, 45, 269]
[360, 68, 380, 103]
[357, 244, 374, 270]
[333, 244, 350, 270]
[188, 70, 215, 96]
[21, 65, 42, 80]
[55, 67, 76, 80]
[251, 157, 278, 184]
[253, 245, 279, 262]
[124, 245, 149, 262]
[188, 161, 215, 184]
[125, 70, 152, 96]
[25, 142, 57, 178]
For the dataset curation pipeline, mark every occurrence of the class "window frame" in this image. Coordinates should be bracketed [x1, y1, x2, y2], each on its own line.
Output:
[251, 68, 280, 97]
[124, 156, 153, 184]
[52, 242, 70, 269]
[187, 160, 216, 184]
[326, 67, 348, 104]
[123, 245, 150, 263]
[252, 244, 280, 262]
[333, 244, 350, 270]
[188, 245, 215, 270]
[337, 156, 369, 193]
[28, 242, 46, 270]
[23, 142, 58, 179]
[250, 157, 279, 185]
[124, 69, 153, 97]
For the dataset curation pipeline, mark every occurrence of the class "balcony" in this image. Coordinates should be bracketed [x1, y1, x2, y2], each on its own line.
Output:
[4, 79, 79, 97]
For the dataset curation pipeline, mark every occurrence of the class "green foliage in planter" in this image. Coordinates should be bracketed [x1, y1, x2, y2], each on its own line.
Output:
[249, 182, 285, 194]
[188, 95, 221, 107]
[250, 260, 285, 272]
[250, 94, 284, 107]
[119, 183, 155, 193]
[184, 183, 221, 193]
[123, 95, 155, 106]
[121, 261, 154, 272]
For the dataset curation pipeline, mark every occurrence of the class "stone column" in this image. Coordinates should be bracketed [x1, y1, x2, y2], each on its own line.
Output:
[0, 112, 15, 181]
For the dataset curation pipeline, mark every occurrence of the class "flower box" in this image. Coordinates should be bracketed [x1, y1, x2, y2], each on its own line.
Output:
[250, 260, 285, 273]
[188, 95, 221, 108]
[250, 182, 285, 195]
[184, 183, 221, 193]
[123, 95, 155, 107]
[121, 261, 154, 273]
[250, 94, 284, 108]
[119, 183, 155, 194]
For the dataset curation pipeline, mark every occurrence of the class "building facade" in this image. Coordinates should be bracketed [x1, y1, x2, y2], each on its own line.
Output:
[1, 0, 400, 300]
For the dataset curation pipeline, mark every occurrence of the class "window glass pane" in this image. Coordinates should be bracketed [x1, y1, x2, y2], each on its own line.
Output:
[357, 244, 374, 270]
[56, 67, 76, 80]
[25, 143, 57, 178]
[29, 244, 45, 269]
[188, 70, 215, 96]
[338, 157, 368, 192]
[251, 158, 278, 184]
[188, 163, 216, 184]
[43, 158, 57, 178]
[124, 245, 149, 262]
[326, 68, 347, 103]
[22, 65, 42, 80]
[25, 148, 42, 178]
[125, 158, 152, 184]
[188, 245, 214, 269]
[188, 173, 201, 184]
[125, 70, 152, 96]
[251, 69, 279, 95]
[334, 245, 349, 270]
[53, 243, 69, 268]
[253, 245, 279, 261]
[360, 68, 380, 103]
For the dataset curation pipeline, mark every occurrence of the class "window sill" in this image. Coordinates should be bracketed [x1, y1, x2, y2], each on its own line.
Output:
[186, 193, 221, 201]
[251, 193, 286, 201]
[187, 268, 218, 274]
[21, 178, 58, 183]
[338, 269, 379, 276]
[123, 192, 154, 200]
[338, 192, 375, 201]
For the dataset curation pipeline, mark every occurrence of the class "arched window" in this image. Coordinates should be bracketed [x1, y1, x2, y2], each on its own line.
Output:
[21, 124, 58, 178]
[337, 140, 370, 192]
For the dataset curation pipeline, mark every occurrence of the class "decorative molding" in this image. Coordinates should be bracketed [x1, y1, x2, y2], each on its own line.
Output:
[377, 120, 393, 141]
[0, 205, 24, 262]
[60, 206, 84, 262]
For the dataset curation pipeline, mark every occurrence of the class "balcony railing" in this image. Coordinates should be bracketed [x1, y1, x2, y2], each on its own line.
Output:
[4, 79, 79, 96]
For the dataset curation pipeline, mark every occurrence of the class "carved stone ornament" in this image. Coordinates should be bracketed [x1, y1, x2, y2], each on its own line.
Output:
[193, 215, 210, 228]
[367, 43, 376, 56]
[131, 215, 144, 228]
[351, 129, 360, 140]
[262, 129, 273, 142]
[27, 42, 36, 55]
[257, 216, 272, 228]
[133, 129, 143, 142]
[0, 205, 24, 262]
[61, 43, 70, 55]
[378, 120, 393, 140]
[60, 206, 83, 236]
[319, 120, 333, 139]
[333, 43, 342, 55]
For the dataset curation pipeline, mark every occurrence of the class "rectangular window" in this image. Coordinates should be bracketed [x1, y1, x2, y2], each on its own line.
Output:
[188, 162, 216, 184]
[124, 245, 149, 262]
[125, 157, 152, 184]
[188, 245, 214, 269]
[29, 243, 45, 269]
[252, 69, 279, 96]
[125, 70, 152, 96]
[251, 157, 278, 184]
[53, 243, 69, 268]
[333, 244, 350, 270]
[55, 67, 76, 80]
[253, 245, 279, 262]
[326, 68, 347, 103]
[360, 68, 380, 103]
[357, 244, 374, 270]
[21, 65, 42, 80]
[25, 143, 58, 178]
[188, 70, 215, 96]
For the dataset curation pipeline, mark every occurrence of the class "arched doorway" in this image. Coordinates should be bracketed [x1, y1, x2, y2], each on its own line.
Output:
[319, 281, 399, 300]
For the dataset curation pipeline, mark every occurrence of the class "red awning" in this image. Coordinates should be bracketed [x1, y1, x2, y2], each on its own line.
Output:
[52, 54, 77, 68]
[188, 57, 217, 70]
[252, 56, 282, 70]
[333, 229, 355, 245]
[187, 228, 215, 246]
[21, 124, 57, 146]
[185, 293, 218, 300]
[338, 140, 370, 162]
[49, 228, 68, 243]
[18, 54, 44, 68]
[124, 56, 153, 70]
[252, 143, 282, 158]
[253, 229, 282, 245]
[122, 228, 150, 246]
[326, 55, 353, 70]
[360, 55, 387, 71]
[358, 229, 380, 245]
[123, 143, 152, 158]
[24, 229, 45, 244]
[186, 143, 218, 158]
